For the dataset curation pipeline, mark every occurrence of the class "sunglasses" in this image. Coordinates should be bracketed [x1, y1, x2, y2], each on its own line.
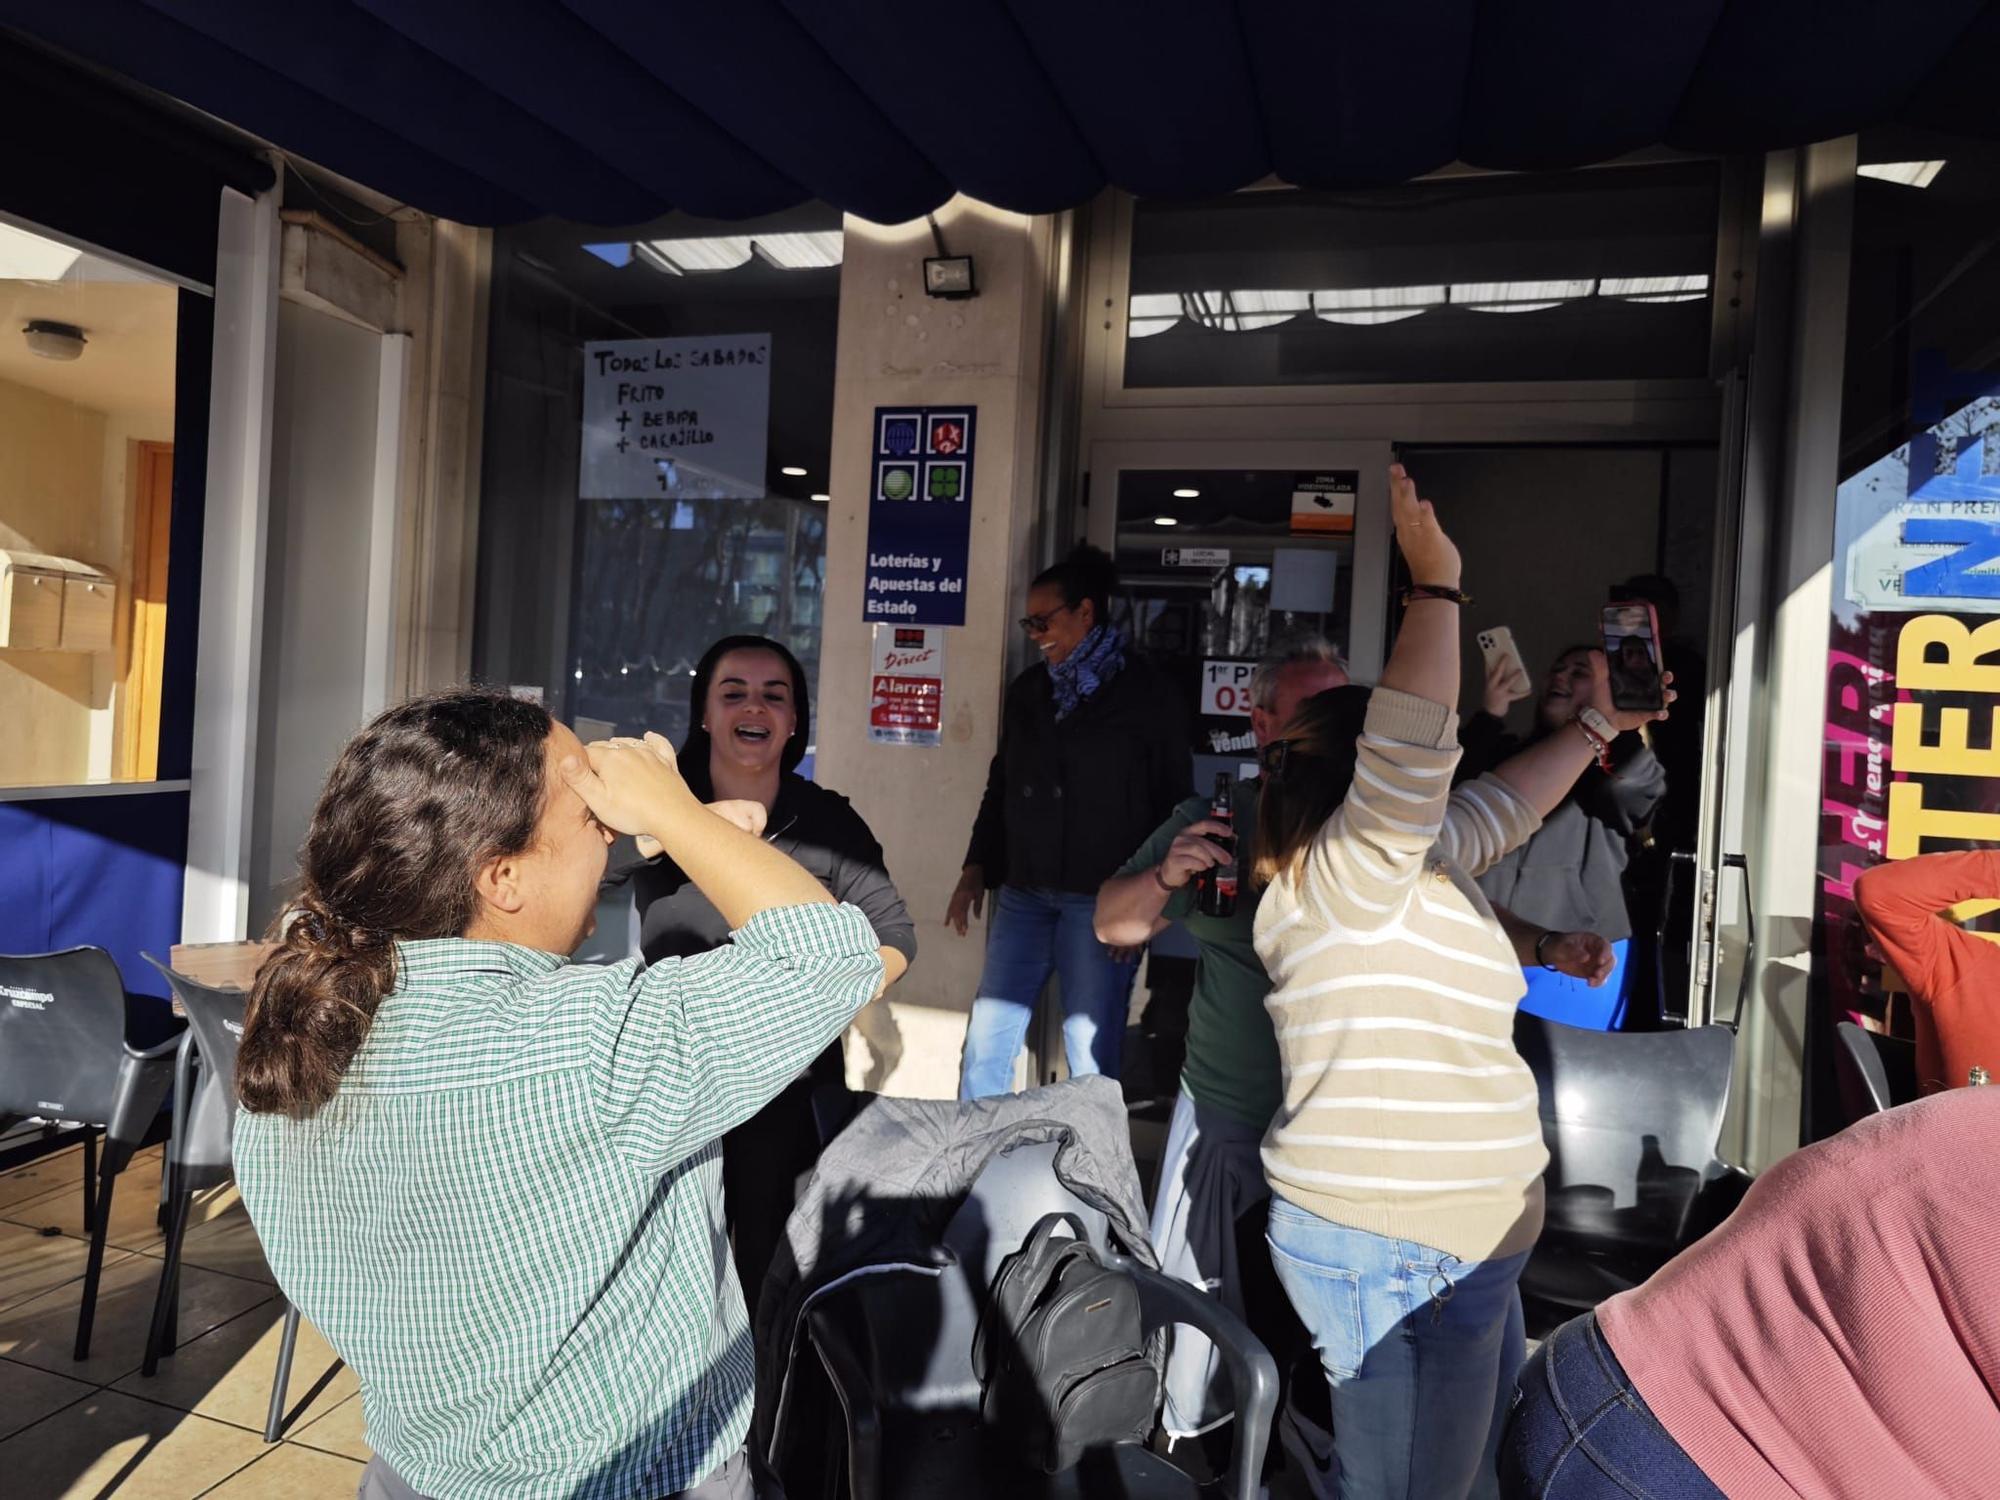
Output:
[1018, 603, 1075, 634]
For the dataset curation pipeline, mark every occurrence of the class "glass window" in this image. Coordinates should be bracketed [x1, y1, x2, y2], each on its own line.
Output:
[1817, 132, 2000, 1115]
[0, 221, 179, 787]
[472, 208, 840, 763]
[1112, 468, 1353, 756]
[1124, 163, 1720, 388]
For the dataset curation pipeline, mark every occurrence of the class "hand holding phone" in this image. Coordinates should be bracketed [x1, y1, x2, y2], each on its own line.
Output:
[1600, 602, 1667, 713]
[1477, 626, 1533, 717]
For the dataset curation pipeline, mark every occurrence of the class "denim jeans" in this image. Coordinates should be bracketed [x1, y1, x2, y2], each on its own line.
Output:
[958, 884, 1139, 1100]
[1266, 1194, 1530, 1500]
[1500, 1313, 1724, 1499]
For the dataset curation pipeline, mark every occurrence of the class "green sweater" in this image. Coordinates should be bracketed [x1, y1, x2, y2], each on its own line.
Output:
[1118, 781, 1282, 1131]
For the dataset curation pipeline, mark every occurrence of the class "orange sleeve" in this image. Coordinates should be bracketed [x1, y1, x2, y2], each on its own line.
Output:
[1852, 850, 2000, 1007]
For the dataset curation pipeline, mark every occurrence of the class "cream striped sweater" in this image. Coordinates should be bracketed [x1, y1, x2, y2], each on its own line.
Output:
[1255, 688, 1549, 1263]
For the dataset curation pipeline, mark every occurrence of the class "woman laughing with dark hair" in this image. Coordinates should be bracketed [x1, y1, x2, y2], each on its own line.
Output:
[613, 634, 914, 1307]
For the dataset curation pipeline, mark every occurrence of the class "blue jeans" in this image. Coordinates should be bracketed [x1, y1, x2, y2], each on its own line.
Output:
[1518, 939, 1633, 1031]
[958, 885, 1138, 1100]
[1500, 1313, 1723, 1499]
[1266, 1195, 1529, 1500]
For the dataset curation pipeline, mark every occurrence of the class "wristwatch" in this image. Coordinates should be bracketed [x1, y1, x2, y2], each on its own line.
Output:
[1575, 705, 1617, 743]
[1534, 930, 1562, 972]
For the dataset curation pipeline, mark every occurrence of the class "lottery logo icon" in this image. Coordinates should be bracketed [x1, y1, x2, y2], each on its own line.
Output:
[882, 417, 920, 456]
[929, 419, 964, 455]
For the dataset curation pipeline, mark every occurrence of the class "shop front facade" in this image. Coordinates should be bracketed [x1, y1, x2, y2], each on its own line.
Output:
[5, 16, 1999, 1169]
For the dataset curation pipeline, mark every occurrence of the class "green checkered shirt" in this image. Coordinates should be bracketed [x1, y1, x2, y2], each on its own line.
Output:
[235, 902, 881, 1500]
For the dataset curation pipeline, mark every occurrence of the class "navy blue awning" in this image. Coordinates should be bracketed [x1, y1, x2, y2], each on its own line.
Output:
[4, 0, 1997, 227]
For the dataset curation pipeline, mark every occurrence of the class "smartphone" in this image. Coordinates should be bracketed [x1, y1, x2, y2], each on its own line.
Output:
[1601, 602, 1667, 713]
[1476, 626, 1528, 690]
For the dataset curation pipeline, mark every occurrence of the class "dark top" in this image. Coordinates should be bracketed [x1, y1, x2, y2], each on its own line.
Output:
[611, 774, 917, 969]
[964, 654, 1192, 894]
[1457, 711, 1667, 942]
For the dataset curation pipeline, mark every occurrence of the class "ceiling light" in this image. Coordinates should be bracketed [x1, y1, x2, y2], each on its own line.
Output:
[781, 466, 809, 477]
[1153, 516, 1178, 527]
[1126, 292, 1183, 339]
[1172, 488, 1200, 499]
[1858, 160, 1946, 189]
[0, 224, 82, 282]
[582, 241, 634, 268]
[642, 236, 754, 272]
[22, 320, 86, 361]
[753, 231, 844, 269]
[810, 493, 830, 503]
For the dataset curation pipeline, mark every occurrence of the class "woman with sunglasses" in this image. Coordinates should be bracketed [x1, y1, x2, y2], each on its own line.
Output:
[948, 543, 1191, 1098]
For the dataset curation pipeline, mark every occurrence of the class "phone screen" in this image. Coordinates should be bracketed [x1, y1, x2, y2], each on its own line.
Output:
[1601, 602, 1666, 712]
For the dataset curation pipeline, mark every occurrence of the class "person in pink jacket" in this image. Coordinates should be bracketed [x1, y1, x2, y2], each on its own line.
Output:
[1501, 1087, 2000, 1498]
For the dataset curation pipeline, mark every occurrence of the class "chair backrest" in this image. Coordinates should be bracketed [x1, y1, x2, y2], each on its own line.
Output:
[142, 954, 248, 1182]
[0, 947, 133, 1126]
[1514, 1012, 1737, 1254]
[1834, 1021, 1918, 1123]
[849, 1136, 1114, 1412]
[943, 1138, 1111, 1288]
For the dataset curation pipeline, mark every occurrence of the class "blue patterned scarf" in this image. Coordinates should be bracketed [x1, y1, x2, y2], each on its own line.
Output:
[1049, 624, 1128, 721]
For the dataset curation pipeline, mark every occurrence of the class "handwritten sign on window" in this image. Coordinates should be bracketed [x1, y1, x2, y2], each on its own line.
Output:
[579, 335, 772, 500]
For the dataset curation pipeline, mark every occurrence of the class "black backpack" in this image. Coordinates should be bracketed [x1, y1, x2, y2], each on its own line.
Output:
[972, 1211, 1161, 1473]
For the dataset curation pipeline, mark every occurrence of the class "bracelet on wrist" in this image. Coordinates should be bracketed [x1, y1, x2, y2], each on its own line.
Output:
[1569, 716, 1615, 772]
[1153, 864, 1182, 895]
[1401, 583, 1471, 608]
[1534, 930, 1562, 972]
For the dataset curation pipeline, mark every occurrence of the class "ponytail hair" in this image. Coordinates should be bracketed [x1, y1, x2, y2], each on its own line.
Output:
[237, 690, 553, 1117]
[1032, 543, 1118, 629]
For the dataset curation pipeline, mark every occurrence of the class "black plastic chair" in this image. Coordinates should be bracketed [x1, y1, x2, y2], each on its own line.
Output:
[1833, 1021, 1920, 1125]
[795, 1139, 1278, 1500]
[0, 947, 183, 1359]
[1514, 1013, 1753, 1318]
[138, 955, 310, 1441]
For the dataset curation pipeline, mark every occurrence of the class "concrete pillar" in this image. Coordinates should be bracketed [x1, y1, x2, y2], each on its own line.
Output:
[815, 199, 1056, 1097]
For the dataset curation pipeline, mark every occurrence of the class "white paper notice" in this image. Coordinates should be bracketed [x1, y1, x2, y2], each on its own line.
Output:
[579, 335, 772, 500]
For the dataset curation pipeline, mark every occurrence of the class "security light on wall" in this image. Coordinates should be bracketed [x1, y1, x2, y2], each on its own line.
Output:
[22, 320, 85, 361]
[924, 255, 976, 299]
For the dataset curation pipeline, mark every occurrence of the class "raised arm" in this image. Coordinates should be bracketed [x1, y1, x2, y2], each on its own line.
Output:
[1487, 654, 1671, 821]
[588, 905, 882, 1173]
[563, 735, 829, 925]
[1854, 850, 2000, 1006]
[1295, 467, 1468, 928]
[564, 735, 881, 1169]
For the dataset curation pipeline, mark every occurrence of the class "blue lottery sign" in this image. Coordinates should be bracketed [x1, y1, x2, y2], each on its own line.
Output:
[864, 405, 976, 625]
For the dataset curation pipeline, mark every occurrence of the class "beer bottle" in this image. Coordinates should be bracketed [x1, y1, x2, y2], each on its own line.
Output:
[1197, 773, 1239, 919]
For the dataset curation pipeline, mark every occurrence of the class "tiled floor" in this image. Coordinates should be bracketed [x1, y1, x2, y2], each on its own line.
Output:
[0, 1143, 368, 1498]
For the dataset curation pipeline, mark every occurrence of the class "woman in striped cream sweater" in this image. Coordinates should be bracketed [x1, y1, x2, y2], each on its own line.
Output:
[1251, 465, 1669, 1500]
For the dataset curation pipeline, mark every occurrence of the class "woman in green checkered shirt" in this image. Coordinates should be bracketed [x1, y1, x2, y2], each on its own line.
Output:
[233, 690, 882, 1500]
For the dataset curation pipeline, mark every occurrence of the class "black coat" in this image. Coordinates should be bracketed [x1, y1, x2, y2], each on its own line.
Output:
[964, 654, 1192, 895]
